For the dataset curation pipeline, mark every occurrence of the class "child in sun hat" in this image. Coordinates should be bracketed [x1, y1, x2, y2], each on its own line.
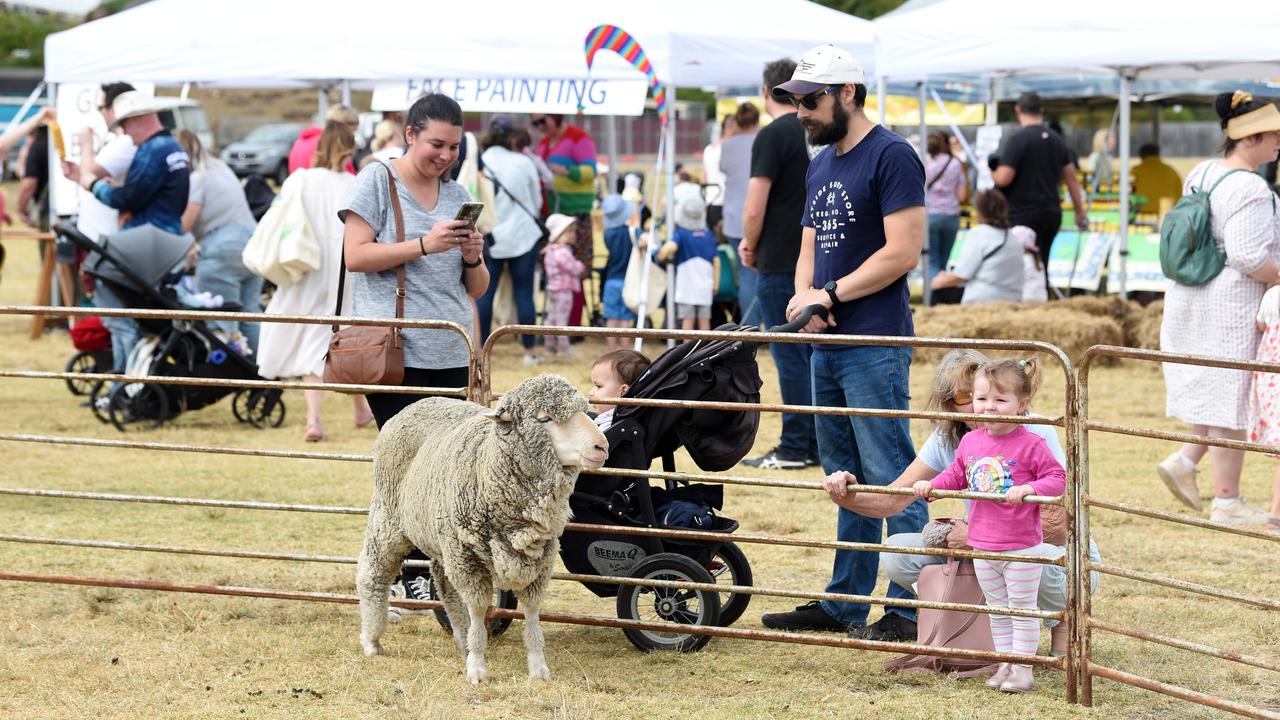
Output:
[600, 193, 638, 350]
[542, 213, 585, 356]
[654, 183, 718, 330]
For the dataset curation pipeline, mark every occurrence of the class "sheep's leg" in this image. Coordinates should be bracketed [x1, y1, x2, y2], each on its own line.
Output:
[356, 504, 412, 657]
[433, 567, 470, 657]
[515, 576, 551, 681]
[452, 572, 493, 685]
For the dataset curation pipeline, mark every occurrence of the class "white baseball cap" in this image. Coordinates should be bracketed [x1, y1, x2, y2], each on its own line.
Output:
[772, 44, 866, 99]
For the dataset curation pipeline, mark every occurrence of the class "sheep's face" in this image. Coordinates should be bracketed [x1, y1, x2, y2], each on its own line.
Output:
[535, 408, 608, 470]
[490, 375, 609, 471]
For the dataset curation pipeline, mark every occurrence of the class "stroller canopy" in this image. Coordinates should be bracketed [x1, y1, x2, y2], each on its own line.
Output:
[85, 225, 194, 296]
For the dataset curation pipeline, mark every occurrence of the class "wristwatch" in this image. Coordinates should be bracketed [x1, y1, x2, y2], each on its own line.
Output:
[822, 280, 841, 309]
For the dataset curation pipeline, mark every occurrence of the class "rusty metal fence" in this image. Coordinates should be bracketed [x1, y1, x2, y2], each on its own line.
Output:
[1077, 346, 1280, 720]
[0, 304, 1273, 715]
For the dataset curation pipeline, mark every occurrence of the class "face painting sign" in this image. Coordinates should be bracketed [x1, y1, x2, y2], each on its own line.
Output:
[371, 78, 648, 115]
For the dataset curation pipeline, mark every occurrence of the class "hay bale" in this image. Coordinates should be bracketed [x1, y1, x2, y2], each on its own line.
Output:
[913, 301, 1125, 365]
[1131, 299, 1164, 350]
[1059, 295, 1148, 347]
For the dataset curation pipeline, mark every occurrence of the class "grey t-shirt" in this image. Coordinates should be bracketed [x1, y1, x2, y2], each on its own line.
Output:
[952, 224, 1024, 305]
[718, 133, 754, 239]
[339, 162, 474, 370]
[189, 158, 256, 238]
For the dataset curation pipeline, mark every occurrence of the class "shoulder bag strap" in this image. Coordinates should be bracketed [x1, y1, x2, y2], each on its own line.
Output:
[926, 155, 954, 191]
[332, 161, 406, 332]
[976, 229, 1011, 265]
[488, 168, 545, 226]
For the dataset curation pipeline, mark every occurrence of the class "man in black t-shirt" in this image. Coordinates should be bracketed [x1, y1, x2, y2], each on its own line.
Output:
[17, 125, 50, 231]
[993, 92, 1087, 281]
[738, 58, 818, 471]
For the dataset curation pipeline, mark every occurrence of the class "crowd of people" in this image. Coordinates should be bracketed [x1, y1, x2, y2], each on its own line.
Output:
[3, 38, 1278, 690]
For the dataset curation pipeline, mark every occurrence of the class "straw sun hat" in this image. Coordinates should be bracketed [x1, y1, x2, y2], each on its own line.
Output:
[1218, 91, 1280, 140]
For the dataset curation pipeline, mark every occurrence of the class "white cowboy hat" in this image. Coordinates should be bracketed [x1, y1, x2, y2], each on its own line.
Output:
[109, 91, 162, 129]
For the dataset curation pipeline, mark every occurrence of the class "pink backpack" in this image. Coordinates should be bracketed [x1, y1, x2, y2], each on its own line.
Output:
[884, 559, 998, 675]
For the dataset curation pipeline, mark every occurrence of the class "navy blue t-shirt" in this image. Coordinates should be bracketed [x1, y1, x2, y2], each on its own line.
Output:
[802, 125, 924, 337]
[603, 225, 633, 282]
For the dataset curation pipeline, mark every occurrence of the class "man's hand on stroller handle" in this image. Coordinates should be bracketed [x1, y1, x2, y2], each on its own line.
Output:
[769, 303, 830, 334]
[822, 471, 858, 499]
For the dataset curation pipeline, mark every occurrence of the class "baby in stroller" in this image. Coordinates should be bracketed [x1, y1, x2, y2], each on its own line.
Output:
[588, 348, 650, 431]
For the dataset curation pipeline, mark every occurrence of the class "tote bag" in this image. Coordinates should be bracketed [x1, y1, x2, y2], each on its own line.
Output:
[242, 173, 320, 288]
[622, 229, 666, 315]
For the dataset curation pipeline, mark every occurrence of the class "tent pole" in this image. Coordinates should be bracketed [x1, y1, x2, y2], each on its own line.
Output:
[876, 75, 887, 125]
[340, 79, 352, 108]
[986, 75, 999, 127]
[317, 87, 329, 119]
[1117, 73, 1132, 300]
[1, 81, 46, 133]
[606, 114, 620, 196]
[1152, 101, 1162, 145]
[664, 85, 677, 346]
[918, 81, 931, 306]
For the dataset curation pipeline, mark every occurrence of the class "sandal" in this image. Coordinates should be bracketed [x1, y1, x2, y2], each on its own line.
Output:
[304, 422, 326, 442]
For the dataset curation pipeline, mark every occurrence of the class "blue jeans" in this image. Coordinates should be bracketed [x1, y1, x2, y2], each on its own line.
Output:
[813, 345, 927, 626]
[196, 223, 262, 353]
[726, 238, 760, 328]
[92, 282, 140, 385]
[927, 213, 960, 279]
[757, 271, 817, 460]
[477, 242, 539, 350]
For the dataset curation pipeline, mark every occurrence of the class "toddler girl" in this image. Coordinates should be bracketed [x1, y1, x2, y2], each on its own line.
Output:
[542, 213, 585, 356]
[912, 358, 1066, 693]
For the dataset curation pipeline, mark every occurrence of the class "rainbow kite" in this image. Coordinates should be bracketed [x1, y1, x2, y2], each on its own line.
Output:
[582, 24, 668, 126]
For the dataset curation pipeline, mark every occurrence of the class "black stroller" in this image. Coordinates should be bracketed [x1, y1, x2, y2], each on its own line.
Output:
[558, 326, 767, 652]
[54, 222, 285, 433]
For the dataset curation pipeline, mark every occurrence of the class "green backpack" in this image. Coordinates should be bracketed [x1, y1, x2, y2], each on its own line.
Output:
[1158, 168, 1244, 286]
[714, 244, 739, 302]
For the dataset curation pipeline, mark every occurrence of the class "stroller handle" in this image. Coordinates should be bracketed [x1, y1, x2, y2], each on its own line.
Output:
[53, 221, 99, 252]
[767, 304, 829, 334]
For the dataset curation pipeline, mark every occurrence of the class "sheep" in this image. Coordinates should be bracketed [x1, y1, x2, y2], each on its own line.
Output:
[355, 374, 609, 684]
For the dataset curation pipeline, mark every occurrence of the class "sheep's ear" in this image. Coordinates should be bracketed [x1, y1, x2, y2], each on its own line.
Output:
[482, 409, 514, 424]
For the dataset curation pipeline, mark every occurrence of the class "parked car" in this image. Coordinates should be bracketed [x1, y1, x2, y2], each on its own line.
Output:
[220, 123, 306, 184]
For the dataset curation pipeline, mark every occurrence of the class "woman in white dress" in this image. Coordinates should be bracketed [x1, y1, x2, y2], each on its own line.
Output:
[1157, 91, 1280, 525]
[256, 121, 374, 441]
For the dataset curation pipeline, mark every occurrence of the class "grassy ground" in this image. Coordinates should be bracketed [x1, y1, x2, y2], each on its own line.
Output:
[0, 189, 1276, 719]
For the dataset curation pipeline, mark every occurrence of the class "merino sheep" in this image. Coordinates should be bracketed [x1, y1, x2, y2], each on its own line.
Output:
[356, 374, 608, 683]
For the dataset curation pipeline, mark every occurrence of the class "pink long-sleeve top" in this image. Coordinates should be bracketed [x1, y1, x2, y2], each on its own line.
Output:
[930, 426, 1066, 551]
[544, 242, 585, 293]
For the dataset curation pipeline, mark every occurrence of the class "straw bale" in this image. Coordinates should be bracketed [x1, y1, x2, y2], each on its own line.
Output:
[1130, 299, 1164, 350]
[913, 301, 1125, 365]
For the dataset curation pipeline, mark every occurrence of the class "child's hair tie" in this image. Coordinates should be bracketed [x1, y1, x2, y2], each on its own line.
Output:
[1017, 359, 1029, 372]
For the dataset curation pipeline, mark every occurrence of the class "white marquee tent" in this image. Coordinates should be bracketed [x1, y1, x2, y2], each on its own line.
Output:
[874, 0, 1280, 296]
[44, 0, 878, 88]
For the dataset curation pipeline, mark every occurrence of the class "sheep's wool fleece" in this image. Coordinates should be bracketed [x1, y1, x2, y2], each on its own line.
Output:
[370, 375, 589, 592]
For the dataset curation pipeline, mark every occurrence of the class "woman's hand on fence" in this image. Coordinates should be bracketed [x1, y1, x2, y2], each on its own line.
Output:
[911, 480, 933, 499]
[1005, 484, 1034, 505]
[946, 520, 970, 549]
[822, 471, 858, 500]
[421, 219, 474, 256]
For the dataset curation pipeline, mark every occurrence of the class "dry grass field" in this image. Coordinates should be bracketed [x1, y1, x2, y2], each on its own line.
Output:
[0, 191, 1276, 718]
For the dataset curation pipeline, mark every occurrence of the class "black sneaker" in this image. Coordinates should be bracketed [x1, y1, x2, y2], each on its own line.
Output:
[741, 447, 808, 470]
[846, 613, 917, 642]
[761, 601, 846, 631]
[397, 570, 435, 617]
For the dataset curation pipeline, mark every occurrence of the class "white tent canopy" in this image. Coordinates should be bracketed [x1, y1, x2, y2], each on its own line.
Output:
[44, 0, 878, 88]
[875, 0, 1280, 81]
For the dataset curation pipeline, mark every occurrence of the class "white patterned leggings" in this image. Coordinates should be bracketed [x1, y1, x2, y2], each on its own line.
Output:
[544, 290, 574, 351]
[974, 554, 1044, 659]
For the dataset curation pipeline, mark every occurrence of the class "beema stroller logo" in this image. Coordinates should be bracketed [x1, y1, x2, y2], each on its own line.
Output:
[587, 541, 646, 575]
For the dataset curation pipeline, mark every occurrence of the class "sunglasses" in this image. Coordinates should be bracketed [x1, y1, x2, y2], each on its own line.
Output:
[950, 390, 973, 406]
[787, 85, 839, 110]
[531, 117, 548, 128]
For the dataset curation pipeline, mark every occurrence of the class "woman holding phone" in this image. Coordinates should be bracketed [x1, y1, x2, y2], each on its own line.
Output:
[339, 92, 489, 428]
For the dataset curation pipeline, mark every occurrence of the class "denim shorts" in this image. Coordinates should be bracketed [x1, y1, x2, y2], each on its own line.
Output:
[602, 278, 636, 320]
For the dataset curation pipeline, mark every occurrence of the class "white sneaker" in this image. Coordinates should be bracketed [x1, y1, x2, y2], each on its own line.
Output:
[1209, 497, 1269, 526]
[386, 583, 405, 624]
[1156, 452, 1203, 511]
[522, 354, 542, 366]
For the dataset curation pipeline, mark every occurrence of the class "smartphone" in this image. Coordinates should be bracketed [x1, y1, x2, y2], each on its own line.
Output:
[454, 202, 485, 233]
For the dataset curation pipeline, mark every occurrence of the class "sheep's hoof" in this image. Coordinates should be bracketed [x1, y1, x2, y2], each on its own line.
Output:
[361, 640, 383, 657]
[528, 664, 551, 681]
[467, 666, 490, 685]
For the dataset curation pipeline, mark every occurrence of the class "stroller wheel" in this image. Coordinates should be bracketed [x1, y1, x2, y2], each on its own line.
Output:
[64, 352, 101, 396]
[617, 553, 721, 653]
[421, 570, 517, 638]
[245, 390, 286, 429]
[708, 542, 753, 627]
[89, 381, 112, 424]
[107, 383, 169, 432]
[231, 389, 250, 423]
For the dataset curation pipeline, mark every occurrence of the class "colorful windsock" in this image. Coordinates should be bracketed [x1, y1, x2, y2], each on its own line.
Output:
[582, 24, 667, 126]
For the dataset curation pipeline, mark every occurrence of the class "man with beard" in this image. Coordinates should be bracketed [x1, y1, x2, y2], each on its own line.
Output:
[761, 45, 929, 641]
